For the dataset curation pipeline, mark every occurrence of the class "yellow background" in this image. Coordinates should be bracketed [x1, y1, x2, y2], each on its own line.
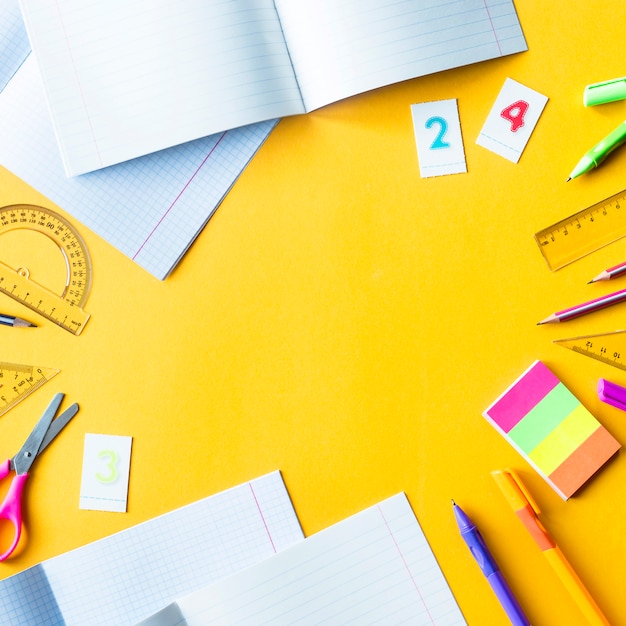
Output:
[1, 2, 626, 624]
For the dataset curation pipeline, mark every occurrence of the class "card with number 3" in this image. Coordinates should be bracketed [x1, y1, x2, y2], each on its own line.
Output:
[477, 78, 548, 163]
[411, 99, 466, 178]
[80, 433, 133, 512]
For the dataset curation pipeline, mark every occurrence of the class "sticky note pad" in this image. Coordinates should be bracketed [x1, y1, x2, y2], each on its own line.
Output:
[484, 361, 620, 499]
[476, 78, 548, 163]
[80, 434, 133, 512]
[411, 99, 466, 177]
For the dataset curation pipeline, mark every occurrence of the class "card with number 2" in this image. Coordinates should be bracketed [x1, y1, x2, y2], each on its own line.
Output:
[411, 99, 467, 178]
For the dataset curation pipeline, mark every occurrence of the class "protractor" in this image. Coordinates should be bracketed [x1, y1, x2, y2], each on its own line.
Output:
[0, 204, 92, 335]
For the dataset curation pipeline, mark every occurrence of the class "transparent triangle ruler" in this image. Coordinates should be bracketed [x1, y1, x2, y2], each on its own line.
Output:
[554, 330, 626, 371]
[534, 188, 626, 271]
[0, 362, 60, 417]
[0, 204, 92, 335]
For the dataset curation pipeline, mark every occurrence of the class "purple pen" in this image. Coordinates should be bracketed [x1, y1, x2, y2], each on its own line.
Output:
[453, 501, 530, 626]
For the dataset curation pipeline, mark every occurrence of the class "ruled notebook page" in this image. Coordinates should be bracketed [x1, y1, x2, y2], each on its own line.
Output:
[18, 0, 303, 176]
[161, 493, 466, 625]
[275, 0, 528, 111]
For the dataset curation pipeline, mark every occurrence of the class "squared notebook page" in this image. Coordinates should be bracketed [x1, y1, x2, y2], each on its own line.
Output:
[275, 0, 528, 111]
[18, 0, 303, 175]
[0, 0, 30, 92]
[151, 493, 466, 625]
[0, 53, 276, 279]
[0, 471, 304, 626]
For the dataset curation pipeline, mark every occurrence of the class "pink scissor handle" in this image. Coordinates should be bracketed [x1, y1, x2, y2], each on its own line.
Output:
[0, 459, 10, 480]
[0, 471, 28, 561]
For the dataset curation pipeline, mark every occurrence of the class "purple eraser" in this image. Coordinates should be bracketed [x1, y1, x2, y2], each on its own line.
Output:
[598, 378, 626, 412]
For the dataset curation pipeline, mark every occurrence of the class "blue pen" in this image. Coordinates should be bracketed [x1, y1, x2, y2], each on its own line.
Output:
[453, 501, 530, 626]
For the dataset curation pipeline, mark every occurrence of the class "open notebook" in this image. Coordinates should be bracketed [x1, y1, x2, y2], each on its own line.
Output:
[0, 0, 277, 280]
[19, 0, 527, 175]
[137, 493, 466, 625]
[0, 471, 304, 626]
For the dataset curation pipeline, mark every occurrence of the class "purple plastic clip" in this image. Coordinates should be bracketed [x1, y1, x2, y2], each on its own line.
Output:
[597, 378, 626, 412]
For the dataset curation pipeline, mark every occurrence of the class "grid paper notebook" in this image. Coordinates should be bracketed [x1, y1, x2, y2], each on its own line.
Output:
[0, 0, 275, 279]
[0, 471, 304, 626]
[138, 493, 466, 626]
[18, 0, 527, 175]
[0, 0, 30, 92]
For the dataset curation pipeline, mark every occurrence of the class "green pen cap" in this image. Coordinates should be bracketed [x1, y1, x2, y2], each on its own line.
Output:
[584, 76, 626, 106]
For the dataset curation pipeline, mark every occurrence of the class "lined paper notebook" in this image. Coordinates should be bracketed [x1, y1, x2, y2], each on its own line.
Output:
[0, 44, 275, 280]
[0, 471, 304, 626]
[137, 493, 466, 626]
[18, 0, 527, 175]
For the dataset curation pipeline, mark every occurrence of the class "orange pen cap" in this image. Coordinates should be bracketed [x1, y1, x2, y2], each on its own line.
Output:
[492, 469, 555, 551]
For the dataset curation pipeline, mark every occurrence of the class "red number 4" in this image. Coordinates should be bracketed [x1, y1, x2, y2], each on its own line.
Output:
[500, 100, 529, 132]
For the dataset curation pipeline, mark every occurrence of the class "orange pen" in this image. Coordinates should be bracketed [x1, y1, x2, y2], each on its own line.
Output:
[492, 469, 610, 626]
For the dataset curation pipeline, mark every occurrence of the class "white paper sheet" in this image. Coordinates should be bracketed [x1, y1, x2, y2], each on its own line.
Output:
[79, 434, 133, 512]
[412, 99, 467, 177]
[476, 77, 548, 163]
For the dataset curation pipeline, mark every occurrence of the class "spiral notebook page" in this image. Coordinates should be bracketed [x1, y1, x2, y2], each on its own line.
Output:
[0, 471, 304, 626]
[141, 493, 466, 626]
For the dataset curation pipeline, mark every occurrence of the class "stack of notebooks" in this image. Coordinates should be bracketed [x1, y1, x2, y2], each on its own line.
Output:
[0, 471, 466, 625]
[1, 0, 527, 279]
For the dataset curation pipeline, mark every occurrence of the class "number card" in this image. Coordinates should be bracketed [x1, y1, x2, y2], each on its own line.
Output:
[411, 99, 466, 178]
[476, 78, 548, 163]
[80, 434, 133, 513]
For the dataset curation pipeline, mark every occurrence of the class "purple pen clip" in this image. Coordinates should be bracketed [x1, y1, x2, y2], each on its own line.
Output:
[597, 378, 626, 412]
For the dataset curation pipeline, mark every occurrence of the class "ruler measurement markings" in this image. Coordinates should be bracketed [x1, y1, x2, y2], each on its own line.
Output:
[535, 189, 626, 270]
[0, 363, 60, 417]
[555, 330, 626, 372]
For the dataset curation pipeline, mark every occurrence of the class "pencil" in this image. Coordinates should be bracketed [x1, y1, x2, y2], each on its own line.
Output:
[538, 288, 626, 324]
[0, 314, 36, 328]
[589, 261, 626, 283]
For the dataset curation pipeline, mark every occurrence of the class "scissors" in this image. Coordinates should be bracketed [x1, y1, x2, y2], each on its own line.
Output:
[0, 393, 78, 561]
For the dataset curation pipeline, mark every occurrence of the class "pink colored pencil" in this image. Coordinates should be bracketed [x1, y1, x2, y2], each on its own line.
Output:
[538, 287, 626, 324]
[589, 261, 626, 283]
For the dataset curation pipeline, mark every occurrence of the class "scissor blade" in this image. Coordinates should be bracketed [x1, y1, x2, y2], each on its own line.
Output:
[13, 393, 64, 474]
[38, 403, 79, 456]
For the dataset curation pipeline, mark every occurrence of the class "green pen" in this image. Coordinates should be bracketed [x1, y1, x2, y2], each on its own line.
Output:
[567, 120, 626, 180]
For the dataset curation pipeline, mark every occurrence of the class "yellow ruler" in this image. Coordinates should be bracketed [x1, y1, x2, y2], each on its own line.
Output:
[534, 188, 626, 271]
[554, 330, 626, 371]
[0, 362, 59, 417]
[0, 204, 92, 335]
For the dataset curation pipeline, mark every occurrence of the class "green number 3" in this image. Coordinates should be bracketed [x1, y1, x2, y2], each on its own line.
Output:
[96, 449, 119, 484]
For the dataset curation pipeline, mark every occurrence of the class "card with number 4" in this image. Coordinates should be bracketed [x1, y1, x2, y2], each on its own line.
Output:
[411, 99, 466, 178]
[477, 78, 548, 163]
[80, 434, 132, 512]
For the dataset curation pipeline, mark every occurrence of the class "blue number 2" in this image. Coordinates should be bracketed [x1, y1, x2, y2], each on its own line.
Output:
[425, 116, 450, 150]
